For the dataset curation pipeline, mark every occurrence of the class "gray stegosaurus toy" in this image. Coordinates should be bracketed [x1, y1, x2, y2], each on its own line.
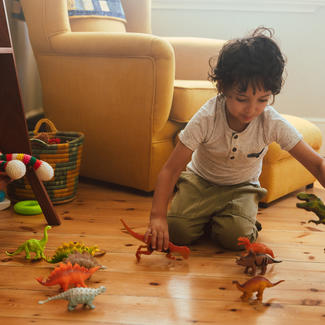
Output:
[38, 286, 106, 311]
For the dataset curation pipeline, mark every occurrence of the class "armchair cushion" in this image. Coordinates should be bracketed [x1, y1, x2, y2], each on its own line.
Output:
[163, 37, 225, 80]
[264, 114, 322, 163]
[170, 80, 217, 123]
[260, 114, 322, 204]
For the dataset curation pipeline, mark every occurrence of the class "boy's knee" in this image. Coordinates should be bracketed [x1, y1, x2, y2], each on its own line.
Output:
[168, 216, 202, 246]
[211, 219, 258, 251]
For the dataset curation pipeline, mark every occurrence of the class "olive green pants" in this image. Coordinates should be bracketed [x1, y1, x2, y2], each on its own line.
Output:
[167, 171, 267, 251]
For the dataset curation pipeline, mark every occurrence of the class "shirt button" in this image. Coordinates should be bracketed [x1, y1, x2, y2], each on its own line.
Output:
[230, 156, 235, 160]
[232, 147, 237, 152]
[234, 134, 238, 139]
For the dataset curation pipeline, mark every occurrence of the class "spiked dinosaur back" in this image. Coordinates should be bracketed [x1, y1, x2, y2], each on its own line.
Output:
[36, 262, 100, 291]
[46, 241, 101, 263]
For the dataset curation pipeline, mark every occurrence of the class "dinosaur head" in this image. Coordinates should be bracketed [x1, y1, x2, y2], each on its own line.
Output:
[180, 246, 190, 259]
[98, 286, 106, 294]
[237, 237, 250, 247]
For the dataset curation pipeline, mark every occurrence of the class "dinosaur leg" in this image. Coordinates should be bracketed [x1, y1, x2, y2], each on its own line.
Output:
[136, 245, 153, 262]
[166, 252, 176, 260]
[256, 288, 265, 302]
[241, 291, 253, 302]
[68, 302, 77, 311]
[260, 259, 267, 275]
[24, 247, 31, 260]
[33, 249, 43, 260]
[61, 281, 69, 292]
[79, 280, 87, 288]
[85, 300, 95, 309]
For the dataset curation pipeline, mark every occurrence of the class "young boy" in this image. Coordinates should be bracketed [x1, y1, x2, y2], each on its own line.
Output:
[145, 27, 325, 252]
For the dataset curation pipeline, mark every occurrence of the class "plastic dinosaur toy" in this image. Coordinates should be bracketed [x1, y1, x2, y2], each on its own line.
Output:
[236, 251, 282, 276]
[232, 276, 284, 302]
[5, 225, 51, 260]
[120, 219, 190, 262]
[39, 286, 106, 311]
[296, 192, 325, 225]
[63, 252, 106, 270]
[46, 241, 101, 263]
[36, 262, 100, 291]
[237, 237, 275, 258]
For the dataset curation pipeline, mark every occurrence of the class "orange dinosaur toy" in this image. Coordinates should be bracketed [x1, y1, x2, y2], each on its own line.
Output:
[237, 237, 275, 257]
[232, 276, 284, 302]
[36, 262, 100, 291]
[120, 219, 190, 262]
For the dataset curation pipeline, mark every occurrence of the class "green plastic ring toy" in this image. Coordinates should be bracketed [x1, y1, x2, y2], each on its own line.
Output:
[14, 200, 42, 215]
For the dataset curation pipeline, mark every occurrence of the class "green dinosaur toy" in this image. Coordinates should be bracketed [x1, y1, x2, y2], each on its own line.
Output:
[5, 225, 51, 260]
[296, 192, 325, 225]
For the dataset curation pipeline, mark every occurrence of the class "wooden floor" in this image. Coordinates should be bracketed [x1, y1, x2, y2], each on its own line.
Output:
[1, 179, 325, 325]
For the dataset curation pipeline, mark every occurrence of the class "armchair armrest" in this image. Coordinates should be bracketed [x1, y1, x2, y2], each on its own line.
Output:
[50, 32, 175, 133]
[163, 37, 226, 80]
[51, 32, 172, 58]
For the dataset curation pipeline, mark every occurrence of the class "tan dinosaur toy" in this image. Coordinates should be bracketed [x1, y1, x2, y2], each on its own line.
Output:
[236, 251, 282, 276]
[232, 276, 284, 302]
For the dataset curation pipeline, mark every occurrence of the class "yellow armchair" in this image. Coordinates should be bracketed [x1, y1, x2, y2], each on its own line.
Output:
[20, 0, 223, 192]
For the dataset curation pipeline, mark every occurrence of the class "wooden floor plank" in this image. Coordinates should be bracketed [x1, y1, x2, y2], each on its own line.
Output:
[1, 289, 325, 325]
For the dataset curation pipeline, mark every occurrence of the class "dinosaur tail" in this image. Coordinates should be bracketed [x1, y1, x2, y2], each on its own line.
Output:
[36, 277, 46, 286]
[168, 242, 190, 259]
[120, 219, 145, 243]
[5, 245, 24, 256]
[270, 280, 285, 287]
[271, 258, 282, 264]
[39, 292, 65, 304]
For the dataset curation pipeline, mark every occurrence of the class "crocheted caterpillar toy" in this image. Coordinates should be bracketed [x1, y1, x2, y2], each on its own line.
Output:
[0, 153, 54, 181]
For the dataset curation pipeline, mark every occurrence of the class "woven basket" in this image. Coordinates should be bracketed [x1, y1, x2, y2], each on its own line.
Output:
[7, 118, 84, 204]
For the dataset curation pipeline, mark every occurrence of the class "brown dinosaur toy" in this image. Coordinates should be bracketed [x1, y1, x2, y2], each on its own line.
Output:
[232, 276, 284, 302]
[236, 251, 282, 276]
[36, 262, 100, 291]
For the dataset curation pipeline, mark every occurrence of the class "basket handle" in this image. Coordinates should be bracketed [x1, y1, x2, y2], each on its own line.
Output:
[33, 118, 58, 135]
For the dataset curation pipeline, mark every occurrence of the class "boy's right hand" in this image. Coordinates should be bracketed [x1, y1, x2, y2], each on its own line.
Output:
[144, 217, 169, 252]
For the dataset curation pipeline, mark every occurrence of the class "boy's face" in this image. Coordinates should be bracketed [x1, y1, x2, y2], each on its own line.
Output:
[225, 84, 272, 132]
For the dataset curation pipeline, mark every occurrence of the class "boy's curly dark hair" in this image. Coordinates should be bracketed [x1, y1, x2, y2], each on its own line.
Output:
[208, 27, 286, 96]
